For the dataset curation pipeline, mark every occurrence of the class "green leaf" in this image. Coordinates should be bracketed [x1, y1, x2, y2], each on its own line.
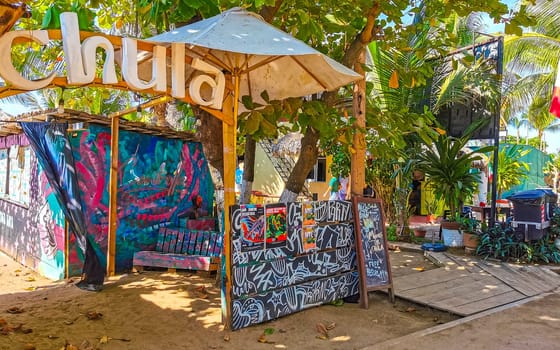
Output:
[241, 95, 254, 110]
[41, 7, 52, 29]
[245, 111, 262, 135]
[263, 328, 275, 335]
[504, 23, 523, 36]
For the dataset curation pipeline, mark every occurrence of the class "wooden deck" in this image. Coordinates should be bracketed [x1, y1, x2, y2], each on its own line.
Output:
[392, 251, 560, 316]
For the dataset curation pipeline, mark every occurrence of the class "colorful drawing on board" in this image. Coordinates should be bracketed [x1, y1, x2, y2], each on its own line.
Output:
[240, 204, 265, 251]
[302, 201, 315, 227]
[302, 225, 317, 252]
[264, 203, 287, 248]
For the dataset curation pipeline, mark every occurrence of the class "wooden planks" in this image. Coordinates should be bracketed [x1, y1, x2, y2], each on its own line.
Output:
[476, 261, 560, 296]
[393, 254, 560, 317]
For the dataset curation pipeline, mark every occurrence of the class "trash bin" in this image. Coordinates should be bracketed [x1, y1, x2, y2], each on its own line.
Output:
[507, 189, 558, 241]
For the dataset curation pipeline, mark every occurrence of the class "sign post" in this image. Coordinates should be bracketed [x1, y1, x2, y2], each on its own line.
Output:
[352, 196, 395, 308]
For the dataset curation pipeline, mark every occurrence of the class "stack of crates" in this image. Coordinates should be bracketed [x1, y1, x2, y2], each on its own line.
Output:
[507, 189, 557, 241]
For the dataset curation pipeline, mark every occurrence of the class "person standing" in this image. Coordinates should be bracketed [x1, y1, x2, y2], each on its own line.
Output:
[338, 176, 349, 200]
[235, 162, 244, 194]
[324, 176, 340, 200]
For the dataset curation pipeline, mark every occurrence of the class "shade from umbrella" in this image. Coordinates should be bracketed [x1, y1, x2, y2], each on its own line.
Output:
[146, 7, 361, 103]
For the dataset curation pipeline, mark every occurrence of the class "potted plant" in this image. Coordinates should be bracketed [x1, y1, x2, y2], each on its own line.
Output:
[416, 119, 493, 247]
[458, 216, 481, 251]
[425, 197, 441, 224]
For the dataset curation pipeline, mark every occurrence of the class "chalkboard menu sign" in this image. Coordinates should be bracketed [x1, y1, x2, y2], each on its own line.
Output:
[352, 196, 395, 308]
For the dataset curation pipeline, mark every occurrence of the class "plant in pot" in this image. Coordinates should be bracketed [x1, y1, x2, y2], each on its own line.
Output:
[458, 216, 481, 251]
[416, 119, 494, 247]
[425, 197, 442, 224]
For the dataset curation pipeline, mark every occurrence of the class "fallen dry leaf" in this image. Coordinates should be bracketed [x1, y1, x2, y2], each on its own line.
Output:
[315, 334, 329, 340]
[59, 342, 79, 350]
[413, 267, 425, 272]
[22, 344, 35, 350]
[1, 325, 14, 335]
[406, 307, 416, 313]
[315, 322, 328, 336]
[257, 333, 275, 344]
[326, 322, 336, 331]
[6, 306, 23, 314]
[80, 340, 95, 350]
[24, 287, 37, 291]
[85, 311, 103, 320]
[0, 318, 6, 326]
[24, 276, 35, 282]
[99, 335, 110, 344]
[223, 335, 231, 342]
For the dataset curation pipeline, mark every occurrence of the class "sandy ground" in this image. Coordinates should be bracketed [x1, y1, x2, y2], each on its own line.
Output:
[0, 248, 459, 350]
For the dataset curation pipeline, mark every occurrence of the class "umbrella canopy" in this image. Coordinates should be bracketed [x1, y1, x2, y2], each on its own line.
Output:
[146, 7, 361, 103]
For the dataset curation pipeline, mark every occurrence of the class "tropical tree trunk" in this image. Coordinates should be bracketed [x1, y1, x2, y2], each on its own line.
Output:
[279, 126, 319, 202]
[240, 135, 256, 204]
[195, 108, 224, 176]
[277, 4, 381, 202]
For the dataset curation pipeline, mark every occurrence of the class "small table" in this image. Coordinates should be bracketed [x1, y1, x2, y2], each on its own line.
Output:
[470, 205, 511, 223]
[470, 206, 491, 222]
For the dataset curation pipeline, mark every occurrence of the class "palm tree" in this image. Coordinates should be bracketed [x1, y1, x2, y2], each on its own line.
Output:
[502, 0, 560, 149]
[507, 113, 529, 144]
[526, 96, 560, 151]
[365, 9, 494, 227]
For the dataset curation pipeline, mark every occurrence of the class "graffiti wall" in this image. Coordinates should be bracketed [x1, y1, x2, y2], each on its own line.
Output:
[229, 200, 359, 330]
[0, 134, 66, 280]
[69, 125, 214, 272]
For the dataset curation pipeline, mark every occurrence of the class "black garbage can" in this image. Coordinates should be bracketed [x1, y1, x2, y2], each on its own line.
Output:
[507, 189, 558, 241]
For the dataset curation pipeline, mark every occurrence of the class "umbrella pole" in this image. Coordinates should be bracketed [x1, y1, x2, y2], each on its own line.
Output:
[221, 72, 239, 329]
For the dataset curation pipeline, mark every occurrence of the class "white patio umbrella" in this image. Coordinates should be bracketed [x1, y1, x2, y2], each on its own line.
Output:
[146, 7, 361, 105]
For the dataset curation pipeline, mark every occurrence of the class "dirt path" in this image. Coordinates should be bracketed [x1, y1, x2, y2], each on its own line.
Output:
[0, 249, 457, 350]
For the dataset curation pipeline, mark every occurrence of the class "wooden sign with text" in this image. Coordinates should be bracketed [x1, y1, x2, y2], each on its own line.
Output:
[352, 196, 395, 308]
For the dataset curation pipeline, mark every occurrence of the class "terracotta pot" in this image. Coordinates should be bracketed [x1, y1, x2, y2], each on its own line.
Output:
[427, 214, 438, 224]
[463, 232, 479, 250]
[413, 229, 426, 238]
[440, 220, 461, 230]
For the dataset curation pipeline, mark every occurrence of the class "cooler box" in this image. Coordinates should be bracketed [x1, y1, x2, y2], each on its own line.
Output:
[507, 189, 557, 241]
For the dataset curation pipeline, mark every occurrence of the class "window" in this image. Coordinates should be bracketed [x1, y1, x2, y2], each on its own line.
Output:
[0, 149, 7, 197]
[306, 156, 326, 182]
[0, 145, 31, 206]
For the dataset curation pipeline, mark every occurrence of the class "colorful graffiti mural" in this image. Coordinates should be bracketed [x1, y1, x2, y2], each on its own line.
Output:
[69, 125, 214, 272]
[0, 134, 66, 280]
[0, 124, 213, 279]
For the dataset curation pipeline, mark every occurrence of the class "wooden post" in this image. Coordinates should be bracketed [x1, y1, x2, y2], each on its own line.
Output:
[107, 116, 119, 277]
[220, 74, 238, 329]
[64, 220, 69, 279]
[351, 48, 366, 197]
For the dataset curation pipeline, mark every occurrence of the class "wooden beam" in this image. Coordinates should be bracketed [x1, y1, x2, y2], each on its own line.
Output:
[107, 115, 119, 277]
[221, 76, 238, 330]
[351, 49, 366, 197]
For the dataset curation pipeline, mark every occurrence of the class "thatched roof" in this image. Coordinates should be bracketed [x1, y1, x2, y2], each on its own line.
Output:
[0, 108, 197, 140]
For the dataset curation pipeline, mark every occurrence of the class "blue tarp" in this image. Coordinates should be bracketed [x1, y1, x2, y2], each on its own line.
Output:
[507, 189, 557, 204]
